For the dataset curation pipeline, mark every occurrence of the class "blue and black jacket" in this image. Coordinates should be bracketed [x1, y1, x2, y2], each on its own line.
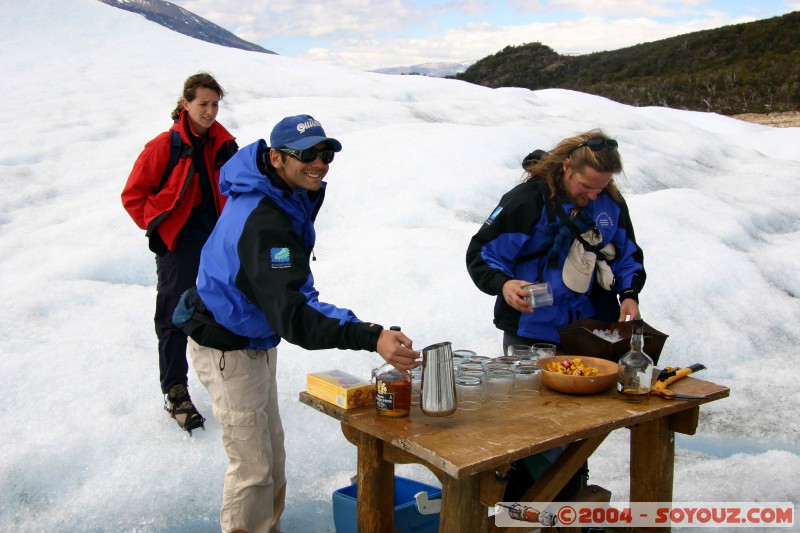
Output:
[194, 140, 383, 351]
[466, 180, 645, 343]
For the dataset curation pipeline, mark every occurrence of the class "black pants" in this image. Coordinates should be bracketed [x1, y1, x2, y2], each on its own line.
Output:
[503, 459, 589, 502]
[154, 235, 205, 394]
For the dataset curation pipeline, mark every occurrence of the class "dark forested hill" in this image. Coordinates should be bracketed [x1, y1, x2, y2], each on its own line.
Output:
[454, 11, 800, 115]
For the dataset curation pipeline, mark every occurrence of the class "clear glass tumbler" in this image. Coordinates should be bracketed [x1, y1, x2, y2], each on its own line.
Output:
[488, 369, 514, 402]
[453, 349, 477, 360]
[514, 365, 542, 397]
[507, 344, 535, 361]
[523, 282, 554, 308]
[486, 362, 513, 373]
[459, 362, 485, 373]
[459, 369, 488, 402]
[533, 342, 557, 359]
[468, 355, 493, 367]
[497, 355, 521, 367]
[456, 375, 483, 410]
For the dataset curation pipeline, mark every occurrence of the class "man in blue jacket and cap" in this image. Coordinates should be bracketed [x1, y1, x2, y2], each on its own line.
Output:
[177, 115, 419, 533]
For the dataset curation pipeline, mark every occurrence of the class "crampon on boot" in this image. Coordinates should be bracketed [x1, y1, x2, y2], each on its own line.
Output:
[165, 384, 205, 435]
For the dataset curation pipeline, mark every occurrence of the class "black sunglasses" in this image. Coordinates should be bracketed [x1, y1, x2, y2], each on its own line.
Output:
[573, 137, 618, 153]
[278, 147, 335, 164]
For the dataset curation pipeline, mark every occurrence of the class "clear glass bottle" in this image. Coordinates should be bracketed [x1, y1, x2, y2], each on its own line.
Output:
[375, 327, 411, 418]
[616, 318, 654, 403]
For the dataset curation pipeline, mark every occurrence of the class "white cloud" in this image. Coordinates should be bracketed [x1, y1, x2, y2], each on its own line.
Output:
[508, 14, 761, 54]
[295, 13, 759, 70]
[169, 0, 793, 69]
[507, 0, 708, 18]
[177, 0, 438, 39]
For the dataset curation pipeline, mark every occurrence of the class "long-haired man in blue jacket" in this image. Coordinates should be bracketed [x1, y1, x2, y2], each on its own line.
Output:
[466, 129, 646, 501]
[467, 129, 645, 352]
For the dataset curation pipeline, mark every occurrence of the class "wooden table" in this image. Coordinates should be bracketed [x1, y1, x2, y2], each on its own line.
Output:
[299, 375, 728, 533]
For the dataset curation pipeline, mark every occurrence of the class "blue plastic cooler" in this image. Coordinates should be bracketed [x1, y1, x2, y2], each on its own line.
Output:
[332, 476, 441, 533]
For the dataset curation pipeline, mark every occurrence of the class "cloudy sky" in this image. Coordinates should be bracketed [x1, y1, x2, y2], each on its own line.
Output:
[170, 0, 800, 70]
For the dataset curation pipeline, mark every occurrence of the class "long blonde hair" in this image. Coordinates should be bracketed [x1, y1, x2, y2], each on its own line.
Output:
[524, 129, 624, 202]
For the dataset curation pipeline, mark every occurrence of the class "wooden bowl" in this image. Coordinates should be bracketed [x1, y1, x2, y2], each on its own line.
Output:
[535, 356, 619, 395]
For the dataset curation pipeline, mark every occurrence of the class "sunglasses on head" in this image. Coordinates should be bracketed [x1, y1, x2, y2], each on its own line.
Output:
[574, 137, 618, 152]
[278, 146, 335, 164]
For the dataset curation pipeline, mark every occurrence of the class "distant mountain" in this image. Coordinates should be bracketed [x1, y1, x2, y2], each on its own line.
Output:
[98, 0, 275, 54]
[371, 62, 473, 78]
[454, 11, 800, 115]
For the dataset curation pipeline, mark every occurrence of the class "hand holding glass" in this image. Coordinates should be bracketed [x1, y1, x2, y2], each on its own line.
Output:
[523, 282, 553, 308]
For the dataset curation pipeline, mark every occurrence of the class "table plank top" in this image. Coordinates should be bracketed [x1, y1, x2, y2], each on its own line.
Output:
[299, 376, 728, 478]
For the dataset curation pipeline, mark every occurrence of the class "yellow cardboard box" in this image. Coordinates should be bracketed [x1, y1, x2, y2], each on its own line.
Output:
[306, 370, 376, 409]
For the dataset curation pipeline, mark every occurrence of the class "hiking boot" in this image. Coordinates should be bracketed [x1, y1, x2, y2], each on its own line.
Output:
[164, 384, 205, 434]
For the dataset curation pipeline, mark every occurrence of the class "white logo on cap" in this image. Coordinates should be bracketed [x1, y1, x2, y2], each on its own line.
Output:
[297, 118, 322, 134]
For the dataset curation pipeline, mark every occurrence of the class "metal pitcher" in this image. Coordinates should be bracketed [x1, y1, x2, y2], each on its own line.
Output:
[420, 341, 456, 417]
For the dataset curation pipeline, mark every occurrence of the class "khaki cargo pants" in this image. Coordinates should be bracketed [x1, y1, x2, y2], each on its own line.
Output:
[189, 339, 286, 533]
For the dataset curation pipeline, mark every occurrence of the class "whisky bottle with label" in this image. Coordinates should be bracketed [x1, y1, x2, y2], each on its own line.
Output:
[616, 318, 654, 403]
[375, 365, 411, 417]
[375, 326, 411, 418]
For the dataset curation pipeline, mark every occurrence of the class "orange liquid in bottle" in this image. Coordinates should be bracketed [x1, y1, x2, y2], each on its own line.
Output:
[376, 377, 411, 418]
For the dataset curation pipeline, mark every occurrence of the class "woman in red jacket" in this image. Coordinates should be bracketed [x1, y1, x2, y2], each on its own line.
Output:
[122, 72, 237, 433]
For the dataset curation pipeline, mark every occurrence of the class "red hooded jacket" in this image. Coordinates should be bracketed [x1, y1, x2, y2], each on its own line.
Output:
[121, 111, 236, 252]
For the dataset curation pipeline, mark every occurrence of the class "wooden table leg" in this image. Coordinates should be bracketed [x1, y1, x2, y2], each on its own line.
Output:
[630, 416, 674, 532]
[521, 433, 608, 504]
[343, 425, 395, 533]
[440, 474, 488, 533]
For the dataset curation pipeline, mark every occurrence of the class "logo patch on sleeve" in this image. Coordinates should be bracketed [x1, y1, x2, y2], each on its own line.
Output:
[485, 206, 503, 225]
[270, 247, 291, 269]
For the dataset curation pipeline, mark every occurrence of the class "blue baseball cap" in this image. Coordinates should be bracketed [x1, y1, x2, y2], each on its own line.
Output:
[269, 114, 342, 152]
